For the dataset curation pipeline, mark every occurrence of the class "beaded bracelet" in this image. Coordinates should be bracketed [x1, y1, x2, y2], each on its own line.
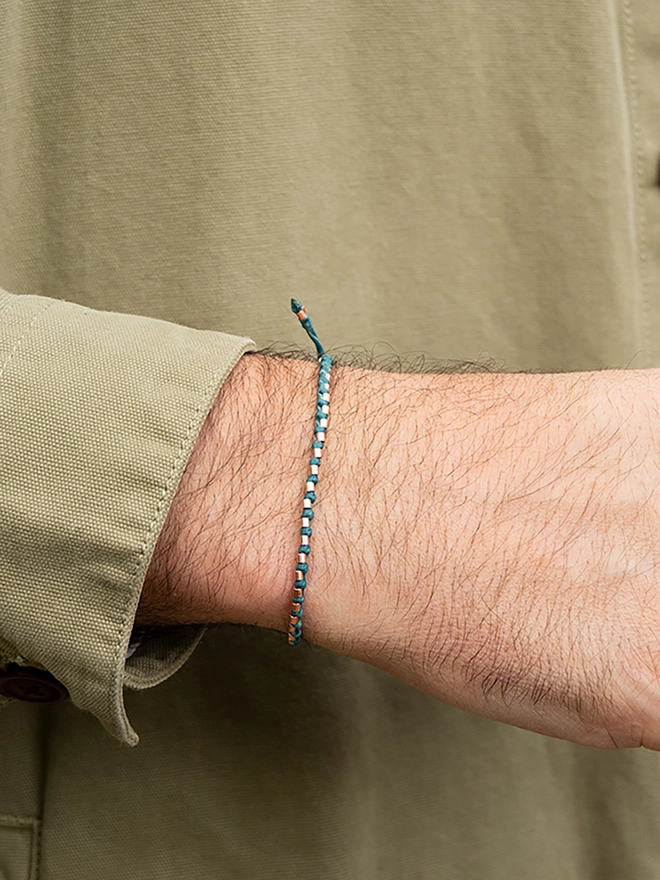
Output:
[288, 299, 333, 646]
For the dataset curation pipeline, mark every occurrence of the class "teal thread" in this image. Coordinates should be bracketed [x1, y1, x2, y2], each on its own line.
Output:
[291, 298, 326, 358]
[288, 300, 333, 645]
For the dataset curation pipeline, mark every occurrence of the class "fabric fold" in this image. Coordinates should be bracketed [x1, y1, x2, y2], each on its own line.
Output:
[0, 288, 255, 745]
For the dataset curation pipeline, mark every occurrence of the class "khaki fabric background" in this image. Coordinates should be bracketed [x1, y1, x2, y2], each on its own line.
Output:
[0, 1, 659, 877]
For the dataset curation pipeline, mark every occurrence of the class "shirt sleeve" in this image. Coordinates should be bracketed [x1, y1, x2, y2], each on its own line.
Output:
[0, 287, 255, 746]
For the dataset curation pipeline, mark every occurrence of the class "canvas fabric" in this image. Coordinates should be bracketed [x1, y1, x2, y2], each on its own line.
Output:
[0, 1, 659, 877]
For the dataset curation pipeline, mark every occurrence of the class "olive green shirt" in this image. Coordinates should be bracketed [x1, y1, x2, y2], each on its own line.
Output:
[0, 1, 659, 877]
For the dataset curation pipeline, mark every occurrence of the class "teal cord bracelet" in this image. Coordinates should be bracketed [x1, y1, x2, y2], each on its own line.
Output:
[288, 299, 333, 646]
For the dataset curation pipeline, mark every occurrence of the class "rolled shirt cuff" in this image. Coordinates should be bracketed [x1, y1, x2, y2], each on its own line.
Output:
[0, 288, 255, 745]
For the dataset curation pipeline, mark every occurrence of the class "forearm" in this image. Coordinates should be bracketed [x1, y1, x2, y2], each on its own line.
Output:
[140, 354, 660, 749]
[139, 352, 462, 638]
[139, 353, 318, 629]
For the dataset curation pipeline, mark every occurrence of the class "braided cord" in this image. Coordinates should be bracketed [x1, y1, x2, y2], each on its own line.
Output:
[288, 300, 332, 645]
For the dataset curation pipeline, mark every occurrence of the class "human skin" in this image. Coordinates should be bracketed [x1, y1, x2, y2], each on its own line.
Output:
[140, 353, 660, 752]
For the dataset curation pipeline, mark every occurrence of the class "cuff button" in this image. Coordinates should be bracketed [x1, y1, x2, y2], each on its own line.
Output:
[0, 664, 70, 702]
